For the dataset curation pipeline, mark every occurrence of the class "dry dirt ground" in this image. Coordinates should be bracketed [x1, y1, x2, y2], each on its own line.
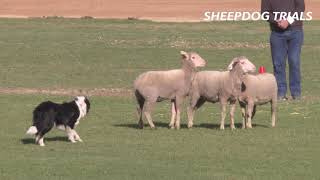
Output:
[0, 0, 319, 21]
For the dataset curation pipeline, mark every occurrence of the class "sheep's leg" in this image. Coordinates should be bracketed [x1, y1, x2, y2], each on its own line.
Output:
[246, 101, 254, 128]
[143, 100, 156, 129]
[174, 97, 183, 130]
[241, 107, 246, 129]
[137, 107, 144, 129]
[175, 109, 181, 129]
[220, 99, 227, 130]
[239, 101, 247, 129]
[135, 90, 145, 129]
[229, 101, 236, 130]
[169, 100, 176, 129]
[187, 96, 205, 128]
[251, 105, 257, 120]
[187, 94, 198, 128]
[271, 100, 277, 127]
[187, 106, 195, 128]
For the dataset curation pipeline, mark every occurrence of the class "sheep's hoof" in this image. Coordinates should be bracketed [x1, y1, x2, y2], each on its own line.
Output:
[246, 124, 252, 128]
[220, 125, 225, 130]
[242, 125, 246, 129]
[187, 123, 193, 129]
[169, 123, 174, 129]
[138, 121, 144, 129]
[271, 124, 276, 127]
[175, 125, 181, 130]
[231, 126, 236, 130]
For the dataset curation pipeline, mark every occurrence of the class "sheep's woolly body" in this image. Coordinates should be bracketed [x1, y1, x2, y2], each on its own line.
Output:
[187, 62, 245, 130]
[238, 73, 277, 128]
[134, 51, 206, 129]
[134, 69, 191, 100]
[192, 71, 239, 102]
[240, 73, 277, 104]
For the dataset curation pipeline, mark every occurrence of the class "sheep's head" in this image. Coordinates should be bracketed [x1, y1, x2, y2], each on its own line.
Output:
[180, 51, 206, 68]
[228, 58, 249, 96]
[227, 56, 256, 73]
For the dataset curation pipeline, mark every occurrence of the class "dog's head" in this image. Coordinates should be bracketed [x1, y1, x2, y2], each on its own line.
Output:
[75, 96, 90, 115]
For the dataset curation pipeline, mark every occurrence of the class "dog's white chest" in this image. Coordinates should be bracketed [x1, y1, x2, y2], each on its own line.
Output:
[75, 101, 87, 126]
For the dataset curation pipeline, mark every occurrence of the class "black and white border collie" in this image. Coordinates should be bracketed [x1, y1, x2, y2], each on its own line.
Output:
[26, 96, 90, 146]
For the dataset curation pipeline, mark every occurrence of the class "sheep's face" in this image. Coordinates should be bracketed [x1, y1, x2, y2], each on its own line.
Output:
[227, 56, 256, 73]
[180, 51, 206, 68]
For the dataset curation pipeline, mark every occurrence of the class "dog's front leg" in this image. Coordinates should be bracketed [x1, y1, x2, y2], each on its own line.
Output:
[66, 126, 76, 143]
[72, 130, 83, 142]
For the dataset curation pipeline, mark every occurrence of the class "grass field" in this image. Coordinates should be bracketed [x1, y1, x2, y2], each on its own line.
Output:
[0, 18, 320, 179]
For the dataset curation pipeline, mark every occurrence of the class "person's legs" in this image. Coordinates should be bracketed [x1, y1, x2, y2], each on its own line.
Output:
[287, 30, 303, 99]
[270, 31, 288, 98]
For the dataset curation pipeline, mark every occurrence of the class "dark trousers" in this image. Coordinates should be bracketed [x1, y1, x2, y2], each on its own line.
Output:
[270, 30, 303, 97]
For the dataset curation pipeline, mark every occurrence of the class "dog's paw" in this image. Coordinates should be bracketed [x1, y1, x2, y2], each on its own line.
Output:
[69, 139, 77, 143]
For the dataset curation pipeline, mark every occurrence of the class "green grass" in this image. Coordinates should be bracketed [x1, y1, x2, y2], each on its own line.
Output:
[0, 19, 319, 91]
[1, 95, 320, 180]
[0, 18, 319, 179]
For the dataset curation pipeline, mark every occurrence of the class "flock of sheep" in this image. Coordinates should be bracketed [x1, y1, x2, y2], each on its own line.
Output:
[134, 51, 277, 130]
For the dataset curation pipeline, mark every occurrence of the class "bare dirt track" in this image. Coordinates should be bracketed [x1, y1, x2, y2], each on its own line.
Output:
[0, 0, 319, 21]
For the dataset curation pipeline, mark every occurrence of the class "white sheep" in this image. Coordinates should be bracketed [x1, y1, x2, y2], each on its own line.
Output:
[237, 73, 277, 128]
[134, 51, 206, 129]
[187, 57, 256, 130]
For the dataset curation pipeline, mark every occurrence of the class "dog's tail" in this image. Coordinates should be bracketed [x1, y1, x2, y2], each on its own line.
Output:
[26, 126, 38, 135]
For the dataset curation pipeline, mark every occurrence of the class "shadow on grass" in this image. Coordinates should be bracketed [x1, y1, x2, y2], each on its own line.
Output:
[114, 122, 170, 129]
[114, 122, 269, 129]
[21, 136, 69, 144]
[194, 123, 269, 129]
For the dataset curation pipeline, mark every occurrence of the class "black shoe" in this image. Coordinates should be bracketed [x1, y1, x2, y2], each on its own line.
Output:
[278, 96, 288, 101]
[292, 96, 301, 101]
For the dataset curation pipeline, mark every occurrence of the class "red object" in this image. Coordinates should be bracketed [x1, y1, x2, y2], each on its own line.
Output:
[259, 66, 266, 74]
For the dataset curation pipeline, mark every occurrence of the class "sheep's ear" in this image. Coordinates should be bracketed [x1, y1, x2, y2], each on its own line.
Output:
[232, 61, 240, 70]
[227, 64, 233, 71]
[180, 51, 188, 59]
[227, 57, 239, 71]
